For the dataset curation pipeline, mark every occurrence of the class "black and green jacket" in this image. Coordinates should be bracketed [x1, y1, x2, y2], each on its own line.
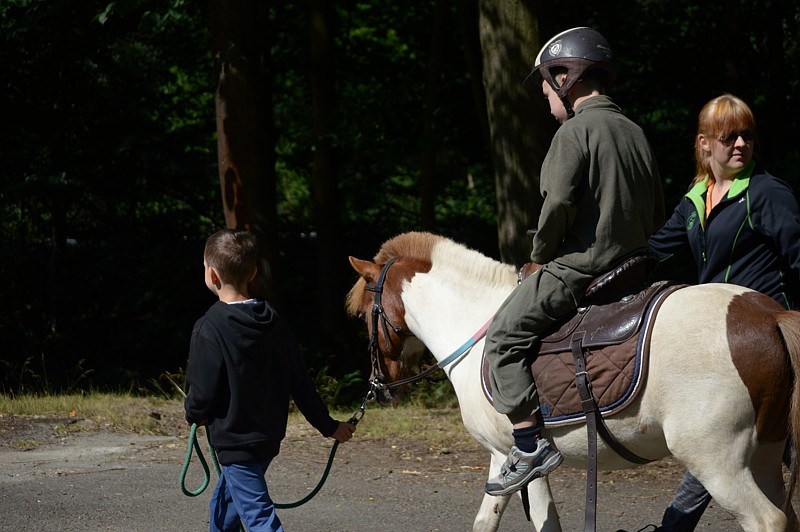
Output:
[649, 161, 800, 309]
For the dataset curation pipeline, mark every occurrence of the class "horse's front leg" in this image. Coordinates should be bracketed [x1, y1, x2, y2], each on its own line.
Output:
[472, 452, 511, 531]
[471, 451, 513, 531]
[473, 492, 510, 532]
[523, 477, 562, 532]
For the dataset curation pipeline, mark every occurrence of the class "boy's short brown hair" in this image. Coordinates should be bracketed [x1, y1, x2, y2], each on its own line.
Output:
[204, 229, 258, 285]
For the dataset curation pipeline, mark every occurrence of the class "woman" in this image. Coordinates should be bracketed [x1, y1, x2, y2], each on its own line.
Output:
[648, 94, 800, 531]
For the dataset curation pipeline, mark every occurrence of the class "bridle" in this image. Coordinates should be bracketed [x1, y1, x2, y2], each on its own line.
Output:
[366, 258, 410, 357]
[363, 258, 492, 397]
[364, 258, 423, 395]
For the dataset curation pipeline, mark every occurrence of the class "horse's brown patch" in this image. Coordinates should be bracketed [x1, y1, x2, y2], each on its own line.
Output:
[727, 292, 791, 442]
[346, 232, 442, 319]
[346, 233, 440, 387]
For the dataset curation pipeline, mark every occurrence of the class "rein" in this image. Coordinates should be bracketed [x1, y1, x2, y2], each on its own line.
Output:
[365, 258, 492, 392]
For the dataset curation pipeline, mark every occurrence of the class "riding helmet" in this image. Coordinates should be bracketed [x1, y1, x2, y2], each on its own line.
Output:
[524, 27, 619, 98]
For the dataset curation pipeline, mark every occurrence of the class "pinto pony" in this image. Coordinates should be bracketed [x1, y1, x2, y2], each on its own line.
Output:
[346, 231, 800, 532]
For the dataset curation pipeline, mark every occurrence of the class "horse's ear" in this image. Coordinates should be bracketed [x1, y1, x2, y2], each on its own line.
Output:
[348, 256, 380, 284]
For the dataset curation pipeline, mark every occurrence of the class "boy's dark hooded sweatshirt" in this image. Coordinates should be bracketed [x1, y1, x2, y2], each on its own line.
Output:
[185, 299, 338, 465]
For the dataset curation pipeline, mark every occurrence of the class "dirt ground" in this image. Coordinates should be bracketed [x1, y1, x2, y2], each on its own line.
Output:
[0, 403, 766, 531]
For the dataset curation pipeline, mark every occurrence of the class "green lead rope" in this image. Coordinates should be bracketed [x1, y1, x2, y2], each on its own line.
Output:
[179, 423, 217, 497]
[180, 411, 362, 508]
[275, 439, 340, 509]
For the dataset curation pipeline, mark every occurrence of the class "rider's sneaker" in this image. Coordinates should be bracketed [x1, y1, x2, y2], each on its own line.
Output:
[484, 439, 563, 496]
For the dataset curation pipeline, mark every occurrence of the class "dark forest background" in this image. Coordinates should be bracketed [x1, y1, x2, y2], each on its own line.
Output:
[2, 0, 798, 401]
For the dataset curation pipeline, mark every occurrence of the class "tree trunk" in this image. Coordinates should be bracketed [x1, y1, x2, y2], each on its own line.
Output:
[762, 0, 789, 167]
[458, 0, 490, 146]
[419, 0, 447, 230]
[209, 0, 281, 304]
[310, 0, 349, 359]
[477, 0, 555, 266]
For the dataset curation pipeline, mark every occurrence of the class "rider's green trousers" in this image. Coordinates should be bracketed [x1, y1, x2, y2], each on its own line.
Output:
[486, 261, 594, 424]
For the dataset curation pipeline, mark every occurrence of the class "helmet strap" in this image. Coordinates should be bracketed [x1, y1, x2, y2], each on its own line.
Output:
[561, 97, 575, 120]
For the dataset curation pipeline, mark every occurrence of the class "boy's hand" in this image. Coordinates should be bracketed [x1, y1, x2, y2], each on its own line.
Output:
[185, 416, 208, 426]
[332, 421, 356, 443]
[518, 262, 542, 283]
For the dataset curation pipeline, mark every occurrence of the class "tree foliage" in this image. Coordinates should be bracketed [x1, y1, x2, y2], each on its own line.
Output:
[1, 0, 798, 396]
[1, 0, 219, 391]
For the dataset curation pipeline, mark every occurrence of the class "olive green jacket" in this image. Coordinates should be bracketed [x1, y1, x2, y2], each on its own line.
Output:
[532, 95, 665, 274]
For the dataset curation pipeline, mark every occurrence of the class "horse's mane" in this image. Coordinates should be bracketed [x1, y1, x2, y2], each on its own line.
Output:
[345, 232, 442, 317]
[432, 238, 515, 291]
[345, 231, 514, 316]
[373, 231, 443, 265]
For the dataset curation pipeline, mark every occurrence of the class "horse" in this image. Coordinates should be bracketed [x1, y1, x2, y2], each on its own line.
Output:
[345, 231, 800, 532]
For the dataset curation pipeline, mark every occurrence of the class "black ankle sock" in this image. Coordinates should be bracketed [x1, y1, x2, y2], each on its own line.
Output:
[512, 426, 542, 453]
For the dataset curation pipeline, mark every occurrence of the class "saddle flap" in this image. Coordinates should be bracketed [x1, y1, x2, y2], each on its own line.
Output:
[534, 336, 640, 419]
[539, 280, 671, 354]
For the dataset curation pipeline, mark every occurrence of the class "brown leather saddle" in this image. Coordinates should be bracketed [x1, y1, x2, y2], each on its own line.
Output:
[481, 254, 682, 425]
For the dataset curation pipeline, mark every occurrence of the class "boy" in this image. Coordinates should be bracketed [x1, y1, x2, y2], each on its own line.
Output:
[185, 229, 356, 531]
[484, 27, 664, 497]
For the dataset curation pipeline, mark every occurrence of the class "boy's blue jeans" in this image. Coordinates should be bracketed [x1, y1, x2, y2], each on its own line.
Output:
[210, 460, 284, 532]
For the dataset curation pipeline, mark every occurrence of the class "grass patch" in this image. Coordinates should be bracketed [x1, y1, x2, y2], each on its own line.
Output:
[0, 393, 476, 449]
[11, 440, 38, 450]
[0, 393, 179, 434]
[306, 402, 474, 450]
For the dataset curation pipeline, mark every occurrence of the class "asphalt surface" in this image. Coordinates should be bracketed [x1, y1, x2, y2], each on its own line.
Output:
[0, 415, 752, 531]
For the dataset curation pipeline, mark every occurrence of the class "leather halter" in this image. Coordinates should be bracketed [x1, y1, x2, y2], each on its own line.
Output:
[364, 258, 491, 393]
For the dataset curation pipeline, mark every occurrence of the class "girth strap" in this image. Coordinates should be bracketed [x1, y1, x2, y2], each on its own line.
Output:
[571, 331, 651, 532]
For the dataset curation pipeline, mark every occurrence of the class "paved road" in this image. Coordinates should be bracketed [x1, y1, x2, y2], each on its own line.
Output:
[0, 421, 750, 532]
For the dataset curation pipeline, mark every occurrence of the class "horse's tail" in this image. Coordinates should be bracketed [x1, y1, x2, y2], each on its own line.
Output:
[776, 310, 800, 513]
